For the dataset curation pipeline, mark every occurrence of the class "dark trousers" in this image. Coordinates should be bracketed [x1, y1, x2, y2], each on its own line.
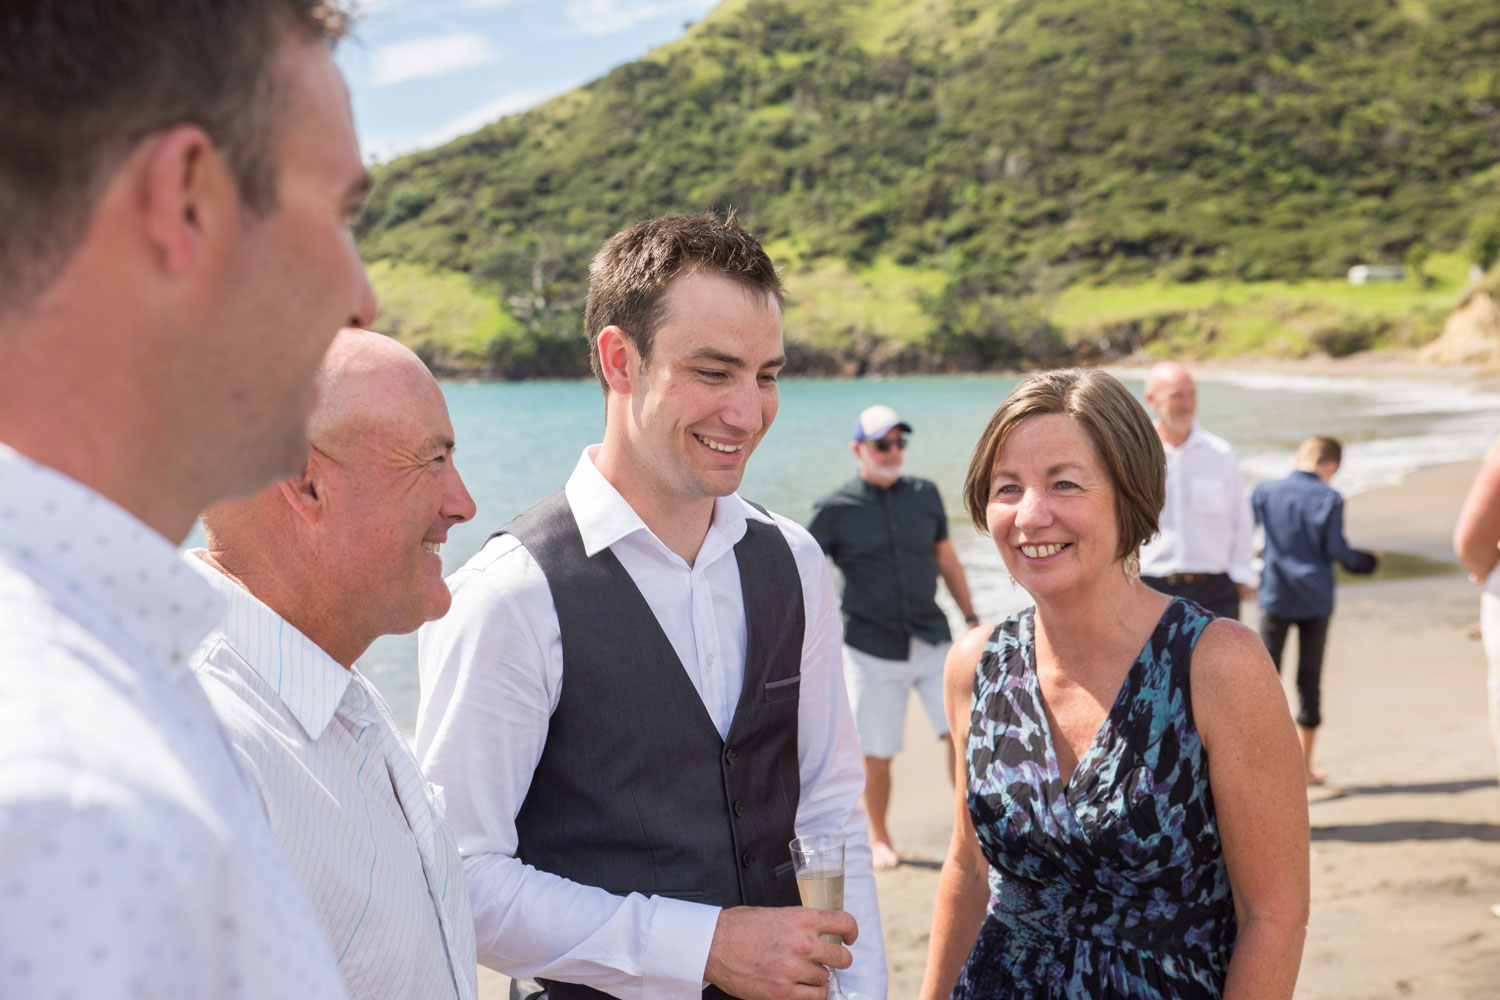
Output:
[1141, 572, 1240, 621]
[1258, 613, 1330, 729]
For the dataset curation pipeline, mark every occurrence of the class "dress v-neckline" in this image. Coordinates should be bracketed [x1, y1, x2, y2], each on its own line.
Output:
[1023, 598, 1177, 800]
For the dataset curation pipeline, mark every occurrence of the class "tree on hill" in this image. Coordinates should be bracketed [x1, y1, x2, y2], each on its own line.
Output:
[1468, 211, 1500, 275]
[355, 0, 1500, 376]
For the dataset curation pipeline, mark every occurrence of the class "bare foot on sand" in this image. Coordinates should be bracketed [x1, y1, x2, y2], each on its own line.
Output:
[1306, 766, 1327, 787]
[871, 840, 899, 871]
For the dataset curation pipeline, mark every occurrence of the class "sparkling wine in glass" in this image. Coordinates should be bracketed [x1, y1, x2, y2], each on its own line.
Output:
[789, 834, 850, 998]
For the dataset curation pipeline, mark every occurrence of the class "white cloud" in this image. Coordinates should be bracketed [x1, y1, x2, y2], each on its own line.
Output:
[563, 0, 711, 37]
[363, 83, 574, 160]
[354, 0, 444, 12]
[356, 0, 519, 12]
[369, 31, 495, 86]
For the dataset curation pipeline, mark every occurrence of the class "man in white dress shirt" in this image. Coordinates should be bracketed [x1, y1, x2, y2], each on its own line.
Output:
[0, 2, 376, 997]
[1138, 361, 1257, 619]
[417, 214, 885, 1000]
[191, 329, 479, 1000]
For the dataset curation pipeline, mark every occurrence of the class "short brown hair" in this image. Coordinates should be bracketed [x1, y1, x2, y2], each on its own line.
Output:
[962, 369, 1166, 559]
[585, 212, 784, 392]
[1297, 435, 1342, 467]
[0, 0, 352, 311]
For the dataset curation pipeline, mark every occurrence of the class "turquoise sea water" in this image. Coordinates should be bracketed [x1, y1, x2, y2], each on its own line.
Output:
[305, 370, 1500, 732]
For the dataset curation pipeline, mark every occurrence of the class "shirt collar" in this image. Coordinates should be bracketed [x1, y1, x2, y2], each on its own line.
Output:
[188, 551, 353, 739]
[1161, 424, 1203, 453]
[0, 444, 224, 674]
[563, 445, 774, 560]
[855, 474, 904, 495]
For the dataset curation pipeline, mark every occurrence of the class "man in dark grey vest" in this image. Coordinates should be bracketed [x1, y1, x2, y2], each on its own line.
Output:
[416, 214, 885, 1000]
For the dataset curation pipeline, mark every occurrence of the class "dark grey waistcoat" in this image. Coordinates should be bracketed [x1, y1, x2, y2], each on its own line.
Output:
[498, 491, 805, 1000]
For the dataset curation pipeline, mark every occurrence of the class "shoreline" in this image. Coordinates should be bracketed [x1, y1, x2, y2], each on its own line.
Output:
[1341, 459, 1481, 561]
[437, 346, 1500, 386]
[1106, 349, 1500, 384]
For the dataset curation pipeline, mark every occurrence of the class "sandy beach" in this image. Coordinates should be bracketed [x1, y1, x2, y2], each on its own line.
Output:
[479, 452, 1500, 1000]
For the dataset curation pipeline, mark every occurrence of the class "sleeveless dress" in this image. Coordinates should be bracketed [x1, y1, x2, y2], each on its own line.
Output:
[953, 597, 1236, 999]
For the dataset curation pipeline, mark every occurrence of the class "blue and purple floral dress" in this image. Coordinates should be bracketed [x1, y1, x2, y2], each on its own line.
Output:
[954, 598, 1236, 999]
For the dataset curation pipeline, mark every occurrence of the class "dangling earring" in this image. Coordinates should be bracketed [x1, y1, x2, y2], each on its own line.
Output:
[1124, 549, 1141, 582]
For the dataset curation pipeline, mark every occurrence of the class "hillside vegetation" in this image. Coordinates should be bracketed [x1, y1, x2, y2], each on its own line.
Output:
[355, 0, 1500, 377]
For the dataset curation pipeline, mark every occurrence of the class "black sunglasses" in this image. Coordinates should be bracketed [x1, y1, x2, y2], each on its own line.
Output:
[871, 436, 909, 453]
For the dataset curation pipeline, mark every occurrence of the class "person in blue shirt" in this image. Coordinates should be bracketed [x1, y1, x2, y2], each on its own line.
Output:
[1253, 436, 1380, 785]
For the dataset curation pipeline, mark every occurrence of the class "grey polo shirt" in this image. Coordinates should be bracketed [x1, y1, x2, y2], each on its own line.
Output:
[808, 475, 951, 660]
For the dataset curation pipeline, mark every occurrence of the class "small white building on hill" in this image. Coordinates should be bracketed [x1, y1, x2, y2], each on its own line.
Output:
[1347, 264, 1406, 285]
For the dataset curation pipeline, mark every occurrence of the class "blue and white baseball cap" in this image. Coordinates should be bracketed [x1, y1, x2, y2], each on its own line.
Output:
[851, 404, 913, 443]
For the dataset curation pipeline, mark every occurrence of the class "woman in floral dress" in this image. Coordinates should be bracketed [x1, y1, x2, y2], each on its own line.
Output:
[920, 370, 1308, 1000]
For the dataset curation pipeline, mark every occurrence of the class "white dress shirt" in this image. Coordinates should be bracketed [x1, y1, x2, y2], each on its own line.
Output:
[0, 444, 349, 1000]
[416, 447, 885, 1000]
[1139, 424, 1257, 585]
[190, 558, 479, 1000]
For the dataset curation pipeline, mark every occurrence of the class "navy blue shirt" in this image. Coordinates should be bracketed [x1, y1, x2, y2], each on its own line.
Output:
[808, 476, 950, 659]
[1251, 470, 1378, 620]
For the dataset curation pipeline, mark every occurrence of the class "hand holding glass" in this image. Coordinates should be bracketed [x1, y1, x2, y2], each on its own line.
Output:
[789, 834, 850, 998]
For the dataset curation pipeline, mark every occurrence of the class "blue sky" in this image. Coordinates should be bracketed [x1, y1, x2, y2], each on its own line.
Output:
[337, 0, 721, 161]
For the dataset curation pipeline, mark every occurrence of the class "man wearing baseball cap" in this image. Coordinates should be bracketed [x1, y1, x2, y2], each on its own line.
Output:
[808, 404, 979, 869]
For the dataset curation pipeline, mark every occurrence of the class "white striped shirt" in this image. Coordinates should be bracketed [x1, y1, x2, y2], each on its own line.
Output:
[0, 445, 349, 1000]
[190, 557, 477, 1000]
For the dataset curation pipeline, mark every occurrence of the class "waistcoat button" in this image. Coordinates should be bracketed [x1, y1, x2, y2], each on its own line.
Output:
[725, 747, 737, 765]
[741, 850, 754, 868]
[733, 800, 745, 816]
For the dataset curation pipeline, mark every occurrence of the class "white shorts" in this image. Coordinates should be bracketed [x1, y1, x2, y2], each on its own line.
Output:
[843, 638, 951, 759]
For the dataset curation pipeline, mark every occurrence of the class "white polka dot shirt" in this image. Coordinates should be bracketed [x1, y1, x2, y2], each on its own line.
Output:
[0, 444, 350, 1000]
[189, 557, 478, 1000]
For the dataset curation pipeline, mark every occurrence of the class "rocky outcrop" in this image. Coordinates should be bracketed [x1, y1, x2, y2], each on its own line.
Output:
[1418, 289, 1500, 365]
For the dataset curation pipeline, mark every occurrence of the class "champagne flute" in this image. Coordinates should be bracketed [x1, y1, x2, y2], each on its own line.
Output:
[788, 833, 850, 999]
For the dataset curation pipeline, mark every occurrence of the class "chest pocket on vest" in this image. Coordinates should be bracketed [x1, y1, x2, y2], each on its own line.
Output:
[763, 674, 802, 703]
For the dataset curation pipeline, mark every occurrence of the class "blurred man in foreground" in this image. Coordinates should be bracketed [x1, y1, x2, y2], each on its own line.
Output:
[0, 1, 375, 995]
[193, 330, 478, 999]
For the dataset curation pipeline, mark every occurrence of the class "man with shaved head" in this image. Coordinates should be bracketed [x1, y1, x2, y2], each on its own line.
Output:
[190, 329, 479, 1000]
[1139, 361, 1257, 619]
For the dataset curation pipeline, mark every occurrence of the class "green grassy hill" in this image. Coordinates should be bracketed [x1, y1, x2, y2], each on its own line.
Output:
[355, 0, 1500, 377]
